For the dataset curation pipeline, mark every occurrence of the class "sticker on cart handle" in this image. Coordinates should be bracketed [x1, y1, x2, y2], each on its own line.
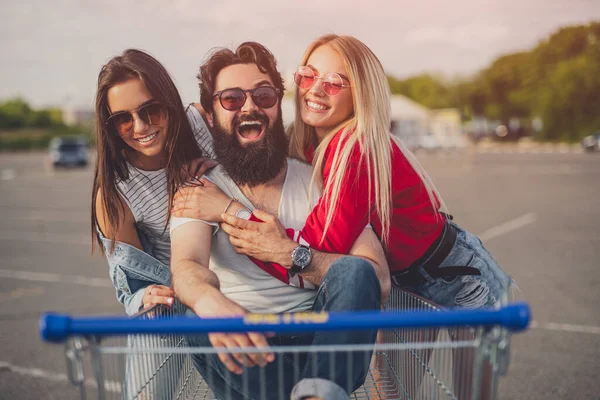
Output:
[244, 312, 329, 325]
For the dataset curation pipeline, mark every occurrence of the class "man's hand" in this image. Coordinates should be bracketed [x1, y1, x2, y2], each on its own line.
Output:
[193, 290, 275, 374]
[220, 209, 297, 268]
[173, 178, 231, 222]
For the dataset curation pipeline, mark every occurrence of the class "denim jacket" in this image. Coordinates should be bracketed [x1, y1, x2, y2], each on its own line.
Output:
[98, 228, 171, 316]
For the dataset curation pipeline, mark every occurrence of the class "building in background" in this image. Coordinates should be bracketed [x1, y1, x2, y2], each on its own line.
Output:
[389, 95, 431, 150]
[282, 94, 466, 150]
[390, 97, 467, 150]
[430, 108, 466, 148]
[62, 107, 95, 127]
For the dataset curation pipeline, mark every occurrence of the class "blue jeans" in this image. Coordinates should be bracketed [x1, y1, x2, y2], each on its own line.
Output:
[408, 221, 511, 309]
[186, 256, 381, 400]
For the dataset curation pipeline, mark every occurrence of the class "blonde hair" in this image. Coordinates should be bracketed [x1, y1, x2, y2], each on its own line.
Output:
[289, 34, 444, 246]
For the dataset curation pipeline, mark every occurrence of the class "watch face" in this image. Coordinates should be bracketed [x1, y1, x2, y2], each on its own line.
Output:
[293, 246, 312, 268]
[236, 209, 252, 220]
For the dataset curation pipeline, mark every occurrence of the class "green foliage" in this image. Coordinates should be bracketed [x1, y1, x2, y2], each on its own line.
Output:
[537, 54, 600, 141]
[0, 98, 66, 130]
[389, 22, 600, 141]
[0, 100, 91, 151]
[0, 99, 32, 129]
[0, 133, 53, 151]
[388, 74, 454, 109]
[0, 125, 87, 151]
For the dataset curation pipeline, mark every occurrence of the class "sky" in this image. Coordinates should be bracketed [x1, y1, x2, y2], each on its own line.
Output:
[1, 0, 599, 109]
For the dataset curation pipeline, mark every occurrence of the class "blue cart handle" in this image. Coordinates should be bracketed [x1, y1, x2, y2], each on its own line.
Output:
[40, 302, 530, 343]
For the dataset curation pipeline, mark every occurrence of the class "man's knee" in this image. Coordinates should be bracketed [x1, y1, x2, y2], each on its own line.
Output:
[326, 256, 381, 307]
[329, 256, 379, 285]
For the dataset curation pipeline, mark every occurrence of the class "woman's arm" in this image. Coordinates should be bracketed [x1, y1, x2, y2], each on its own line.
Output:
[95, 188, 143, 249]
[221, 140, 375, 262]
[96, 189, 174, 312]
[220, 212, 390, 302]
[300, 141, 374, 253]
[174, 139, 375, 252]
[171, 178, 245, 223]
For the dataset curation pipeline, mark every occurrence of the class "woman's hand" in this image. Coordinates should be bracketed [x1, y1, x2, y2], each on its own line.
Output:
[173, 178, 231, 222]
[142, 285, 175, 310]
[220, 209, 297, 267]
[181, 157, 219, 182]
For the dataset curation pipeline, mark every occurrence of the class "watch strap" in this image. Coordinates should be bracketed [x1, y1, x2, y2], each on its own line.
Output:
[290, 244, 311, 274]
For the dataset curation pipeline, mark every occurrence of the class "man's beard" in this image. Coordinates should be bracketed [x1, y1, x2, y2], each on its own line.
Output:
[212, 111, 288, 187]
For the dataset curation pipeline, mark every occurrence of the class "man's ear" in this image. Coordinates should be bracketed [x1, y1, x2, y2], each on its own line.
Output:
[206, 112, 214, 128]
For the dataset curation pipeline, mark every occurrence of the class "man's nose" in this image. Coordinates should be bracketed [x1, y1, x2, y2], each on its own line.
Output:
[132, 112, 149, 134]
[240, 92, 259, 113]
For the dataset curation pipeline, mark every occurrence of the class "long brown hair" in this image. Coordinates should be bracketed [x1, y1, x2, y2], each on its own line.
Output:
[91, 49, 203, 253]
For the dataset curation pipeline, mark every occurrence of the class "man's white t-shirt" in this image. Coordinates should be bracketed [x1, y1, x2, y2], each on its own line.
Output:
[170, 159, 320, 314]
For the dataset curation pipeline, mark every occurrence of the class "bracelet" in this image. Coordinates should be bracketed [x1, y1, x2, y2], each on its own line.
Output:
[223, 197, 238, 214]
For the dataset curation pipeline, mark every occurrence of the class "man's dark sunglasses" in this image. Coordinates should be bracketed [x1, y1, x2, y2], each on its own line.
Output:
[213, 87, 280, 111]
[106, 101, 167, 136]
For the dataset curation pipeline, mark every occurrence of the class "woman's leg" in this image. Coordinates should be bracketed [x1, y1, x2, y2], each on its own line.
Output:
[412, 222, 512, 399]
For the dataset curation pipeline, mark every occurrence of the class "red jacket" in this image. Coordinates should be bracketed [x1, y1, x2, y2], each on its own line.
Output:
[300, 130, 443, 271]
[249, 129, 444, 283]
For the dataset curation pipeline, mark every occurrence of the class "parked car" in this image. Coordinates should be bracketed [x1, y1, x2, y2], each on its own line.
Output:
[581, 132, 600, 152]
[49, 136, 89, 168]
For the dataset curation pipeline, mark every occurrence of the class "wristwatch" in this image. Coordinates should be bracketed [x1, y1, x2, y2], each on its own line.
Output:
[290, 245, 312, 274]
[235, 208, 252, 220]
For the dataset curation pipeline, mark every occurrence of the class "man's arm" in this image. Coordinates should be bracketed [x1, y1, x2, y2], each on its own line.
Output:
[170, 221, 221, 312]
[170, 220, 275, 373]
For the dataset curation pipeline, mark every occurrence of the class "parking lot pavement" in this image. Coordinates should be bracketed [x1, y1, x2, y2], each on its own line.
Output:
[471, 140, 584, 154]
[0, 151, 598, 399]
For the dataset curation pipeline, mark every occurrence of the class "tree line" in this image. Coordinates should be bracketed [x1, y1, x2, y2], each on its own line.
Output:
[388, 22, 600, 141]
[2, 23, 598, 142]
[0, 99, 85, 150]
[0, 98, 66, 130]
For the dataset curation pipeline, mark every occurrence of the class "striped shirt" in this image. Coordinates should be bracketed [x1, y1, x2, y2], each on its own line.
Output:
[116, 105, 213, 265]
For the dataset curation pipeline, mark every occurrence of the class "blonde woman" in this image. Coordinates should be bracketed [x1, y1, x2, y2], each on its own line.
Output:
[176, 34, 509, 310]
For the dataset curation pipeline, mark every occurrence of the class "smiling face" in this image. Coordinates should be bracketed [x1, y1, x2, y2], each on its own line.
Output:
[209, 63, 280, 147]
[299, 44, 354, 140]
[208, 63, 288, 187]
[106, 78, 168, 169]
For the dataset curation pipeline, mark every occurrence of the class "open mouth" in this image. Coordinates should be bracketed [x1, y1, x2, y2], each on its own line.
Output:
[305, 99, 330, 112]
[135, 131, 159, 145]
[235, 120, 265, 144]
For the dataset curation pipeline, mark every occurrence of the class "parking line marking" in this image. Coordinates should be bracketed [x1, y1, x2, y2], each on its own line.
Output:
[0, 287, 45, 301]
[0, 269, 112, 288]
[0, 360, 120, 393]
[0, 230, 88, 245]
[531, 321, 600, 335]
[478, 212, 536, 241]
[1, 169, 16, 180]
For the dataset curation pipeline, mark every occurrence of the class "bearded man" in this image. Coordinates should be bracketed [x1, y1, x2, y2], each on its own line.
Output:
[169, 42, 389, 400]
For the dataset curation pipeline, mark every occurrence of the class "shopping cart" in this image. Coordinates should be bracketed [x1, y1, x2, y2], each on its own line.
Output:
[40, 289, 529, 400]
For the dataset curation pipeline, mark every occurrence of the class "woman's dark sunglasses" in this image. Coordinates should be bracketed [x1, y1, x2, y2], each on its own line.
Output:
[213, 87, 280, 111]
[106, 101, 167, 136]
